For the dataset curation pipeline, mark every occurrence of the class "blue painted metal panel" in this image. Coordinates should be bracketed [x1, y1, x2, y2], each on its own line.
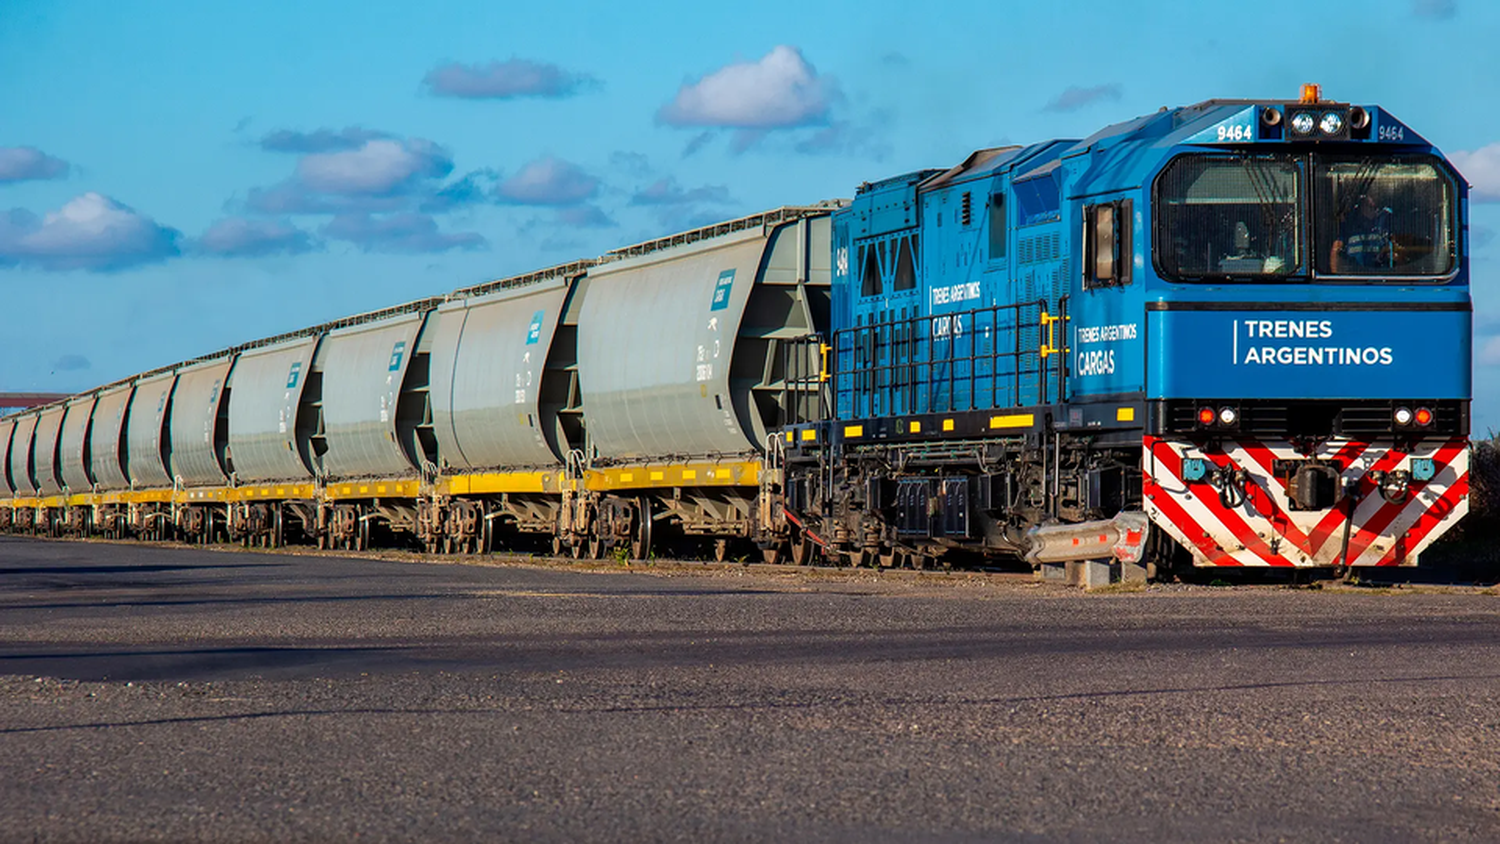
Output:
[828, 94, 1469, 425]
[843, 171, 933, 240]
[1147, 308, 1471, 399]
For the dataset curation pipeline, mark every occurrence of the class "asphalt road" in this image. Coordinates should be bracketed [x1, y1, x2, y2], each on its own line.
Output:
[1, 536, 1498, 843]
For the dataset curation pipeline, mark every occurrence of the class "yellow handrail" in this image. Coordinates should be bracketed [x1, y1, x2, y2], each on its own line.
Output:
[1039, 310, 1069, 359]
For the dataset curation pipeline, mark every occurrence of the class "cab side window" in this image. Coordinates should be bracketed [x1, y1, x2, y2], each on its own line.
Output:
[989, 194, 1007, 261]
[1084, 199, 1132, 288]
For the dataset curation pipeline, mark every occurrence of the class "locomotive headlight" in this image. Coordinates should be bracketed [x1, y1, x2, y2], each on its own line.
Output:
[1394, 407, 1414, 426]
[1197, 407, 1217, 427]
[1320, 111, 1345, 135]
[1290, 111, 1316, 135]
[1414, 407, 1434, 427]
[1218, 406, 1239, 426]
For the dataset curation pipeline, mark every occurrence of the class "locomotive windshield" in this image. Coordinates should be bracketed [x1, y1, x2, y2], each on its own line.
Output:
[1155, 155, 1302, 279]
[1154, 153, 1457, 281]
[1314, 158, 1455, 276]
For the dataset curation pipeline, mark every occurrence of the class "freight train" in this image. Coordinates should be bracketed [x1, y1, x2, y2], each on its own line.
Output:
[1, 88, 1473, 580]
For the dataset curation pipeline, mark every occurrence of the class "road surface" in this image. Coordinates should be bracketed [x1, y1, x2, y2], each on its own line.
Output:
[2, 536, 1498, 842]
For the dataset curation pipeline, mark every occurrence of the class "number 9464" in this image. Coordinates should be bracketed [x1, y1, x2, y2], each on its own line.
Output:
[1216, 124, 1252, 142]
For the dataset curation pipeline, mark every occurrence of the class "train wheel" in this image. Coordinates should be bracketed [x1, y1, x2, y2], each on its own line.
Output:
[630, 501, 652, 561]
[879, 548, 906, 569]
[586, 535, 604, 560]
[551, 535, 564, 557]
[713, 538, 730, 563]
[790, 533, 815, 566]
[762, 543, 785, 565]
[855, 547, 878, 569]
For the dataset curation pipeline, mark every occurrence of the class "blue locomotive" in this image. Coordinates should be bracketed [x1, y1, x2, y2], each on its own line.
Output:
[773, 85, 1470, 576]
[3, 88, 1473, 580]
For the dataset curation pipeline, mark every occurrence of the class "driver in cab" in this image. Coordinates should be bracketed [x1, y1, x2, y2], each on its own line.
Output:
[1330, 192, 1393, 272]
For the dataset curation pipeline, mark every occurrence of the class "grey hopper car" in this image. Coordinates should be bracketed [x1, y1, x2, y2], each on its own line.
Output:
[227, 337, 321, 483]
[125, 373, 176, 489]
[2, 418, 20, 494]
[580, 214, 830, 463]
[8, 414, 38, 495]
[169, 359, 233, 487]
[318, 311, 432, 481]
[2, 204, 840, 558]
[58, 395, 97, 493]
[429, 271, 582, 473]
[31, 406, 66, 496]
[89, 384, 134, 492]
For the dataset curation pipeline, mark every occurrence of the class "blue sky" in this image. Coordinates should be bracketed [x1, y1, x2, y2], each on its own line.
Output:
[3, 0, 1498, 425]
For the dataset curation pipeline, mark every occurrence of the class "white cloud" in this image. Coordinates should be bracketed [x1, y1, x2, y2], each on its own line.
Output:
[423, 59, 599, 99]
[1451, 143, 1500, 202]
[197, 217, 318, 257]
[794, 116, 893, 160]
[630, 177, 732, 206]
[260, 127, 390, 154]
[322, 212, 486, 254]
[495, 157, 598, 205]
[557, 204, 616, 228]
[238, 132, 487, 227]
[1479, 334, 1500, 366]
[0, 193, 179, 272]
[0, 146, 70, 182]
[657, 46, 836, 129]
[296, 138, 453, 195]
[1043, 84, 1123, 113]
[609, 151, 652, 177]
[242, 183, 409, 215]
[1413, 0, 1456, 19]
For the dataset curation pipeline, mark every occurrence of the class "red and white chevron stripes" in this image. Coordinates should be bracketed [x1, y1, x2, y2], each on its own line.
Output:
[1143, 436, 1469, 568]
